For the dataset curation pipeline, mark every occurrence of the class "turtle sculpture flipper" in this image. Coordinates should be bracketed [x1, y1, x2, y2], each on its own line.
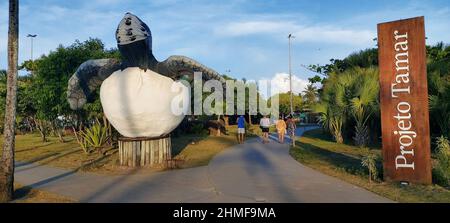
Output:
[67, 58, 121, 110]
[67, 12, 224, 111]
[158, 55, 225, 83]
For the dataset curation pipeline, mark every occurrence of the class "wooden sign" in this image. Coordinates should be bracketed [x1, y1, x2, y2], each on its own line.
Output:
[377, 17, 432, 184]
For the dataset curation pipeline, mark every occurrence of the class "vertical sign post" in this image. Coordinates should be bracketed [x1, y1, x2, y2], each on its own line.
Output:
[377, 17, 432, 184]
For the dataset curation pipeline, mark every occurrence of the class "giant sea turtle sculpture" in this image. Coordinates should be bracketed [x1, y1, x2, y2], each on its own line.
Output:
[67, 12, 224, 138]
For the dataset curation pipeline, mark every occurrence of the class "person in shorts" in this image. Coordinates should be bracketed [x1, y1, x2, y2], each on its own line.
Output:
[276, 116, 287, 144]
[286, 116, 296, 143]
[260, 115, 271, 144]
[236, 115, 246, 144]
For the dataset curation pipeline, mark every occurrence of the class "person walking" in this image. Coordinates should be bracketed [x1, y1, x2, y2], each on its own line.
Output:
[286, 116, 296, 145]
[236, 115, 246, 144]
[260, 115, 271, 144]
[276, 116, 287, 144]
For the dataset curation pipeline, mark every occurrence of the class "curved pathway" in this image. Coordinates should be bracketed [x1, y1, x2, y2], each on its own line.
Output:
[15, 126, 392, 202]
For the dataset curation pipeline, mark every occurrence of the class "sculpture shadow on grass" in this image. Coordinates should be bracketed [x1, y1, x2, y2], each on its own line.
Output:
[15, 142, 56, 153]
[15, 153, 59, 168]
[15, 148, 81, 171]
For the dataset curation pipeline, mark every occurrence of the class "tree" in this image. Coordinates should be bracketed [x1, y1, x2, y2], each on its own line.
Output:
[427, 42, 450, 138]
[302, 84, 318, 109]
[315, 67, 379, 145]
[271, 92, 302, 116]
[25, 38, 120, 142]
[1, 0, 19, 202]
[16, 75, 37, 133]
[308, 75, 322, 84]
[349, 67, 379, 147]
[344, 48, 378, 69]
[0, 74, 36, 134]
[315, 71, 352, 144]
[307, 48, 378, 79]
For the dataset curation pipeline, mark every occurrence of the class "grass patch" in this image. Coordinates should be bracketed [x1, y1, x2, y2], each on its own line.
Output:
[0, 134, 123, 174]
[172, 131, 233, 168]
[172, 125, 262, 168]
[290, 128, 450, 203]
[12, 183, 76, 203]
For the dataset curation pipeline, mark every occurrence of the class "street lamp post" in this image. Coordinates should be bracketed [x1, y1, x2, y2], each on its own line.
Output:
[288, 33, 296, 146]
[225, 69, 231, 77]
[27, 34, 37, 75]
[27, 34, 37, 61]
[288, 34, 295, 117]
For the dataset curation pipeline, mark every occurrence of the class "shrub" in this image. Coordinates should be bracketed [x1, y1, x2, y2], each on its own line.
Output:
[74, 119, 111, 154]
[433, 136, 450, 187]
[191, 123, 207, 135]
[361, 149, 379, 184]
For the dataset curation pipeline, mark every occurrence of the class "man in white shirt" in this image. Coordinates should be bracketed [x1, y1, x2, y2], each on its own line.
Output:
[260, 115, 271, 144]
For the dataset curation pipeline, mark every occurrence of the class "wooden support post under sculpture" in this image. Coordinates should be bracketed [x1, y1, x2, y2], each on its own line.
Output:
[66, 12, 225, 167]
[118, 136, 171, 167]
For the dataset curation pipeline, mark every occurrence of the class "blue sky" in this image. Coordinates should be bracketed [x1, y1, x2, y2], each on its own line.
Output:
[1, 0, 450, 94]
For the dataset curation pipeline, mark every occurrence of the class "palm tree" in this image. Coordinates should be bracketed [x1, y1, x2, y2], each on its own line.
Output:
[302, 83, 318, 109]
[316, 72, 351, 144]
[315, 67, 379, 145]
[350, 67, 379, 147]
[0, 0, 19, 202]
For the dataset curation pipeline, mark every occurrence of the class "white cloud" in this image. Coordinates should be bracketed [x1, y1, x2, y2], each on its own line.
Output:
[219, 21, 295, 36]
[293, 26, 374, 45]
[271, 73, 309, 95]
[257, 73, 309, 98]
[218, 20, 375, 46]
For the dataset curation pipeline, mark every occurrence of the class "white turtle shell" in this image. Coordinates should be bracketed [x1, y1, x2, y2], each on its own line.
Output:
[100, 67, 190, 137]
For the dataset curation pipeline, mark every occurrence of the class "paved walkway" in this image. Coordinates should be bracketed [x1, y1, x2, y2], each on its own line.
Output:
[15, 126, 392, 203]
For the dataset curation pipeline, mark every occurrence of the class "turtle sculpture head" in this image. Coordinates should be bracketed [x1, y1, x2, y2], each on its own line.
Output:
[116, 12, 151, 47]
[116, 12, 155, 71]
[66, 12, 225, 138]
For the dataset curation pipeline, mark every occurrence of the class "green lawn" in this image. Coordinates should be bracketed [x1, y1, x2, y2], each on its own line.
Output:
[290, 128, 450, 203]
